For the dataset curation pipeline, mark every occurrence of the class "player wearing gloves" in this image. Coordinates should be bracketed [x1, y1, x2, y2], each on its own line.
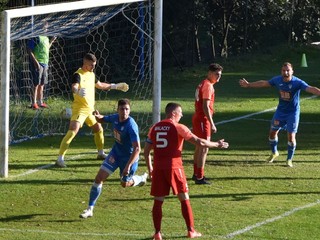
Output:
[56, 53, 129, 167]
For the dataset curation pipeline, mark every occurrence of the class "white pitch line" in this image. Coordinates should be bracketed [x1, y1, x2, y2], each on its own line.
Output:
[9, 164, 54, 178]
[216, 95, 317, 126]
[8, 154, 88, 178]
[215, 107, 276, 126]
[223, 199, 320, 239]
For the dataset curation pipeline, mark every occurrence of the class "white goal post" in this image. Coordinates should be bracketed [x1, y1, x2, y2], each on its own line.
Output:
[0, 0, 162, 178]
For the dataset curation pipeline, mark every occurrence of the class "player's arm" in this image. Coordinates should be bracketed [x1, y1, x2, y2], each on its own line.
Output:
[92, 110, 104, 123]
[239, 78, 271, 88]
[27, 39, 40, 70]
[28, 50, 40, 70]
[202, 99, 216, 133]
[188, 134, 229, 149]
[177, 123, 228, 148]
[144, 140, 153, 178]
[49, 36, 57, 47]
[95, 81, 129, 92]
[305, 86, 320, 96]
[71, 74, 86, 97]
[122, 141, 141, 176]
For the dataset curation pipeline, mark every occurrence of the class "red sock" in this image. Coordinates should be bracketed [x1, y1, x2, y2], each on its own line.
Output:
[181, 199, 194, 231]
[152, 199, 163, 233]
[196, 167, 204, 179]
[193, 163, 197, 176]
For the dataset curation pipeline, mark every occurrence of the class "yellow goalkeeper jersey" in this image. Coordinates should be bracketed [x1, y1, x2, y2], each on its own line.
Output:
[72, 68, 97, 111]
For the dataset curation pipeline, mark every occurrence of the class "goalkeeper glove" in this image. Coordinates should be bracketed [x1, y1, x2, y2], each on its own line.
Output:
[75, 88, 86, 97]
[111, 83, 129, 92]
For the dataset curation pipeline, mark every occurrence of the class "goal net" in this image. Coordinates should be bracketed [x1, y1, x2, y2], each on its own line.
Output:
[0, 0, 162, 177]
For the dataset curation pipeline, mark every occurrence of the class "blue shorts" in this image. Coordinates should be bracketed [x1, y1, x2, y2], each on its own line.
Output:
[271, 110, 300, 133]
[100, 149, 139, 182]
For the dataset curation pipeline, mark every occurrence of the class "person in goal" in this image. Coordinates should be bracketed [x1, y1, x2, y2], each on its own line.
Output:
[27, 21, 56, 109]
[55, 53, 129, 167]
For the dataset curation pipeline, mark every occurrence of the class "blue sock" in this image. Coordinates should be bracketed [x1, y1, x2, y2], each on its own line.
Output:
[287, 141, 296, 160]
[88, 182, 102, 207]
[269, 137, 278, 154]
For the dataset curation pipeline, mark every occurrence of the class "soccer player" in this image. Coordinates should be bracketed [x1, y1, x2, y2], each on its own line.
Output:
[27, 22, 56, 109]
[80, 99, 148, 219]
[144, 102, 229, 240]
[239, 62, 320, 167]
[55, 53, 129, 167]
[192, 63, 223, 184]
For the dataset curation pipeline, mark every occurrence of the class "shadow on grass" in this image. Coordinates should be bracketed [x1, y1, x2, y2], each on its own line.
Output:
[190, 190, 320, 200]
[0, 214, 51, 222]
[1, 177, 122, 185]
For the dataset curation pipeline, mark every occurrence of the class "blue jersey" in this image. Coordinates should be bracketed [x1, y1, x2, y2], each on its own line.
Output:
[102, 114, 140, 160]
[269, 75, 309, 115]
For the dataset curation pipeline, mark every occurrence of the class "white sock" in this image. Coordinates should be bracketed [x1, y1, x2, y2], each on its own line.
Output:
[132, 175, 143, 186]
[98, 150, 104, 155]
[88, 206, 94, 211]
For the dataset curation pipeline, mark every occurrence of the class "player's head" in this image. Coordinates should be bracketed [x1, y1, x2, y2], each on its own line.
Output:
[281, 62, 293, 82]
[117, 98, 131, 121]
[165, 102, 183, 122]
[208, 63, 223, 83]
[82, 53, 97, 72]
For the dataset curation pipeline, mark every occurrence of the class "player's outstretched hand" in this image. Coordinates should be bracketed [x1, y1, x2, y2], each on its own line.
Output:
[115, 83, 129, 92]
[93, 110, 104, 123]
[239, 78, 249, 88]
[217, 139, 229, 149]
[92, 109, 100, 116]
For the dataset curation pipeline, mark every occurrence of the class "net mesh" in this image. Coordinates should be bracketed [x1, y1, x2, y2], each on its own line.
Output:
[8, 1, 155, 143]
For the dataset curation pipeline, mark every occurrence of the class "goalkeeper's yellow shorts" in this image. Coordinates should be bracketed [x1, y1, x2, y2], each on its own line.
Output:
[71, 107, 96, 128]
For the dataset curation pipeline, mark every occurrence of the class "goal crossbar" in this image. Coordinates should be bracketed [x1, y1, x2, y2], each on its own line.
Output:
[5, 0, 146, 18]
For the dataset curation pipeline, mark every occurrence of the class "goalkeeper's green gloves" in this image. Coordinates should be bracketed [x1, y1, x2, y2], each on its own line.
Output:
[111, 82, 129, 92]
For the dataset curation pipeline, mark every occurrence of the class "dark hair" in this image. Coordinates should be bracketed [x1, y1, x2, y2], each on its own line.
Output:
[165, 102, 181, 115]
[84, 53, 97, 62]
[118, 98, 131, 107]
[282, 62, 293, 68]
[208, 63, 223, 72]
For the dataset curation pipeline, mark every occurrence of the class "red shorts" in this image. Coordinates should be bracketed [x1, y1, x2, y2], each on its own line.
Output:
[192, 114, 211, 139]
[151, 168, 189, 197]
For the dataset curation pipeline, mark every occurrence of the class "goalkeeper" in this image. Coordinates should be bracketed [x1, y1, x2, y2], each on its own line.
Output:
[55, 53, 129, 167]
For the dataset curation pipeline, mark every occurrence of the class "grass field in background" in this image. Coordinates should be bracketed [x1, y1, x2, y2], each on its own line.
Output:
[1, 45, 320, 240]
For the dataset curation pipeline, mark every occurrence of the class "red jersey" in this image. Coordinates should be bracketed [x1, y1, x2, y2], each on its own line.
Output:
[194, 79, 215, 118]
[147, 119, 193, 169]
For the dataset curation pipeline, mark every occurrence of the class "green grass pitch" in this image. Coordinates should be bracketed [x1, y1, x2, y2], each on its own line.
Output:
[1, 45, 320, 239]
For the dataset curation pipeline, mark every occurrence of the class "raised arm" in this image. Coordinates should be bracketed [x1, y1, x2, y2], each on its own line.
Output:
[305, 86, 320, 96]
[49, 36, 57, 47]
[95, 81, 129, 92]
[239, 78, 271, 88]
